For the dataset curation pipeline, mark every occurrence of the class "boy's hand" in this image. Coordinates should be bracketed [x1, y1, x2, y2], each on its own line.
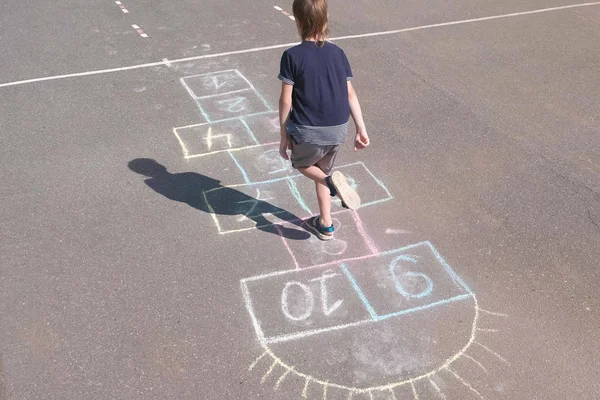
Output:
[354, 128, 370, 151]
[279, 134, 291, 160]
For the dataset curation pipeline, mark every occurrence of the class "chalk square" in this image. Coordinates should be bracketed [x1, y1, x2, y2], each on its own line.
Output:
[342, 242, 472, 321]
[181, 70, 251, 99]
[242, 112, 280, 144]
[229, 143, 296, 183]
[293, 162, 393, 211]
[197, 91, 271, 122]
[174, 119, 258, 158]
[203, 179, 312, 234]
[241, 265, 372, 344]
[283, 211, 375, 268]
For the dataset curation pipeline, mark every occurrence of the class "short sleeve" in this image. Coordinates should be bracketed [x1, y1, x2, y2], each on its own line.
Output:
[342, 51, 353, 81]
[278, 51, 295, 85]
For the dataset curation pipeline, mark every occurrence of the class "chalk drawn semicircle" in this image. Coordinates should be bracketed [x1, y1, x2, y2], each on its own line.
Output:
[253, 294, 480, 396]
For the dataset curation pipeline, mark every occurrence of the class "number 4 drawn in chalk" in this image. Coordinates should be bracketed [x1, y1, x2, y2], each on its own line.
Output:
[204, 126, 232, 150]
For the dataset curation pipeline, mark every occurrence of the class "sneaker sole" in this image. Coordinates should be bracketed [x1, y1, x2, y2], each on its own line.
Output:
[331, 171, 361, 210]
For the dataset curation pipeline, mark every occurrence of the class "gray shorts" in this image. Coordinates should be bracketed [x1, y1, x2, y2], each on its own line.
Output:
[290, 141, 339, 175]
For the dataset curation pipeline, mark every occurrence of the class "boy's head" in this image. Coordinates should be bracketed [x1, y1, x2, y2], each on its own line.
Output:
[293, 0, 328, 42]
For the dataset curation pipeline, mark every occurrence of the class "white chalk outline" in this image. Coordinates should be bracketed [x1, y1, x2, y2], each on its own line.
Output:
[176, 109, 277, 129]
[248, 281, 508, 397]
[181, 69, 272, 119]
[202, 161, 393, 234]
[180, 69, 252, 99]
[197, 88, 253, 99]
[245, 240, 509, 397]
[177, 69, 272, 124]
[173, 114, 279, 159]
[263, 293, 472, 345]
[2, 2, 600, 88]
[175, 111, 275, 143]
[242, 241, 474, 344]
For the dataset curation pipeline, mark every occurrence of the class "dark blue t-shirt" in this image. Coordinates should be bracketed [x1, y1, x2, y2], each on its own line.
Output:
[278, 41, 353, 128]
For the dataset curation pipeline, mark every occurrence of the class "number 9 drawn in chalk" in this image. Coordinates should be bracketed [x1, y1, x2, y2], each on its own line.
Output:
[389, 255, 434, 299]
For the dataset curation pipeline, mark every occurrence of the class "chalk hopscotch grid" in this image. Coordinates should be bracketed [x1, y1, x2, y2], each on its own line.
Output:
[276, 210, 380, 271]
[180, 69, 245, 99]
[170, 68, 508, 398]
[202, 161, 393, 232]
[240, 241, 474, 294]
[178, 69, 273, 123]
[241, 241, 475, 345]
[205, 160, 390, 189]
[173, 111, 277, 133]
[173, 113, 279, 159]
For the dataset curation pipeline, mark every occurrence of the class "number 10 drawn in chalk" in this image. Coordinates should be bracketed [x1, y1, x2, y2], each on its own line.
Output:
[281, 270, 344, 321]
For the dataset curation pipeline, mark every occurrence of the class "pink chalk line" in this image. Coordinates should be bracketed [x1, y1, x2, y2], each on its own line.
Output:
[351, 210, 379, 255]
[274, 224, 300, 270]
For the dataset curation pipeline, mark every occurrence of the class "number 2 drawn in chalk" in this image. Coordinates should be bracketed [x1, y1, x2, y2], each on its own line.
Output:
[281, 270, 343, 321]
[216, 96, 248, 113]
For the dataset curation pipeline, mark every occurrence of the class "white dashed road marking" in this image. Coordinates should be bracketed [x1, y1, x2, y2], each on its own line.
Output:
[132, 24, 149, 38]
[115, 1, 129, 13]
[273, 5, 295, 21]
[2, 2, 599, 88]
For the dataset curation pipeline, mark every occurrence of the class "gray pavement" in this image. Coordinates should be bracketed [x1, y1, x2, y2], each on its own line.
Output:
[1, 1, 599, 399]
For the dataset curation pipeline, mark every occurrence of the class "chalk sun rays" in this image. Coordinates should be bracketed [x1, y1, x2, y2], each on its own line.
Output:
[249, 305, 508, 399]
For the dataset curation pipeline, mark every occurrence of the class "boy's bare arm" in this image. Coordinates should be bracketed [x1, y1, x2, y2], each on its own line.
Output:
[348, 81, 370, 151]
[278, 82, 294, 159]
[279, 83, 293, 130]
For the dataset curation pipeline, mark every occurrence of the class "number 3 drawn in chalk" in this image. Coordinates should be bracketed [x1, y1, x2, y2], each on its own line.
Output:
[389, 255, 434, 299]
[258, 149, 292, 175]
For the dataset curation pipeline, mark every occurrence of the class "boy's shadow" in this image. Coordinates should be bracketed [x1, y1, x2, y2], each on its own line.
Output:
[128, 158, 310, 240]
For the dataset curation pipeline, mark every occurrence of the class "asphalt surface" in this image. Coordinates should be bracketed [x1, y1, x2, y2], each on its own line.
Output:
[1, 0, 599, 399]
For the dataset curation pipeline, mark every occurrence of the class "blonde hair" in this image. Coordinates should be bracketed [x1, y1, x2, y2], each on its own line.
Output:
[293, 0, 329, 42]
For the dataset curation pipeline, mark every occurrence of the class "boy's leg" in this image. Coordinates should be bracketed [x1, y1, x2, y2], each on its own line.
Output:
[297, 166, 332, 227]
[318, 145, 361, 210]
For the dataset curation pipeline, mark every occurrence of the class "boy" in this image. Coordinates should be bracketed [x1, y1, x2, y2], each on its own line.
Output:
[278, 0, 370, 240]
